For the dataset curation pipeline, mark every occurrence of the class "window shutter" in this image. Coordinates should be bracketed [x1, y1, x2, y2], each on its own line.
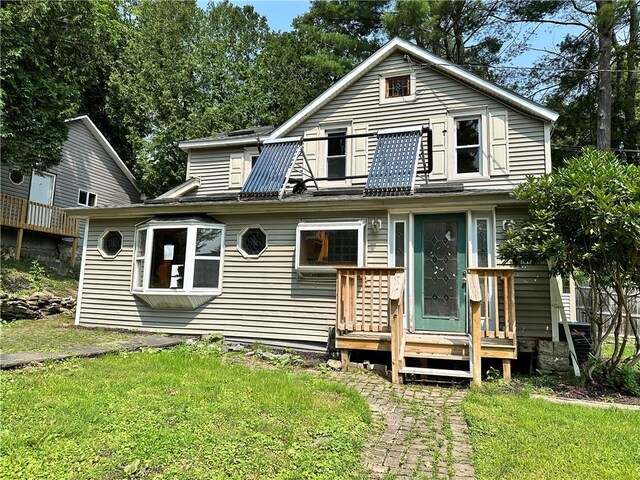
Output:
[489, 111, 508, 176]
[429, 117, 447, 179]
[303, 127, 320, 178]
[229, 151, 245, 188]
[351, 123, 368, 183]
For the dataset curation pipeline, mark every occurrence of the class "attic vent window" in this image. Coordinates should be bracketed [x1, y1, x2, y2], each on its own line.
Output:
[386, 75, 410, 98]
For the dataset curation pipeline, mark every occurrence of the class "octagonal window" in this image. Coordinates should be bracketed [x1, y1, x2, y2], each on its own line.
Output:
[99, 230, 123, 258]
[238, 226, 267, 258]
[9, 169, 24, 185]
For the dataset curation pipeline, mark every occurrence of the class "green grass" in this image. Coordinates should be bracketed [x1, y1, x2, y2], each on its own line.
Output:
[0, 347, 371, 479]
[0, 314, 159, 353]
[463, 386, 640, 480]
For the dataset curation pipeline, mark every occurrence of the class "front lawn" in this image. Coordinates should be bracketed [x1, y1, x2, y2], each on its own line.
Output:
[0, 347, 370, 479]
[0, 314, 159, 353]
[463, 386, 640, 480]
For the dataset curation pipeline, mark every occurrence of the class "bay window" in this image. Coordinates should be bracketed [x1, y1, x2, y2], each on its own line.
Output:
[132, 218, 224, 296]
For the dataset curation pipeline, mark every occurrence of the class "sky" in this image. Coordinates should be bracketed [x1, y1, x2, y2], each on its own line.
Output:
[207, 0, 575, 69]
[229, 0, 310, 31]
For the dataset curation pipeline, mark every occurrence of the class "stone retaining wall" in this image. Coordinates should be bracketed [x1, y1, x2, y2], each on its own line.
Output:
[0, 294, 76, 321]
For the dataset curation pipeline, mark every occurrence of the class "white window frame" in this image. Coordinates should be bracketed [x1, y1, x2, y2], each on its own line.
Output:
[243, 147, 260, 182]
[321, 124, 351, 180]
[98, 229, 123, 259]
[295, 220, 366, 272]
[449, 110, 488, 179]
[388, 216, 408, 269]
[8, 169, 24, 185]
[237, 224, 268, 259]
[469, 212, 495, 268]
[379, 69, 417, 104]
[77, 189, 97, 207]
[131, 219, 225, 296]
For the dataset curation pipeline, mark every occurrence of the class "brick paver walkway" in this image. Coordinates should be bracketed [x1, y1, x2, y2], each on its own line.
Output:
[327, 371, 476, 480]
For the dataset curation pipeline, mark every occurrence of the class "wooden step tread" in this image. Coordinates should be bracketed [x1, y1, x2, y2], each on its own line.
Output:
[403, 352, 470, 361]
[405, 334, 470, 346]
[400, 367, 473, 378]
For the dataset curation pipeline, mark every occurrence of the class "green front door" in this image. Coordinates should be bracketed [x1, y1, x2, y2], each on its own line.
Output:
[414, 213, 467, 332]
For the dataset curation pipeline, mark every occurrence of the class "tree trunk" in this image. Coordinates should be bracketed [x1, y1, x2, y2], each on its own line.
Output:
[625, 0, 639, 144]
[596, 1, 614, 150]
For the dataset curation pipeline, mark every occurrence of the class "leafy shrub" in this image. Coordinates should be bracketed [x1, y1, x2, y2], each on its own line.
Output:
[29, 260, 46, 291]
[591, 360, 640, 396]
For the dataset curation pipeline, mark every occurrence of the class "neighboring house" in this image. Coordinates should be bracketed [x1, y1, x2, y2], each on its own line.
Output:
[1, 115, 140, 265]
[69, 38, 562, 383]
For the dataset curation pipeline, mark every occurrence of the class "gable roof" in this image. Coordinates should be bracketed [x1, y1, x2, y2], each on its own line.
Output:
[65, 115, 140, 192]
[270, 37, 559, 139]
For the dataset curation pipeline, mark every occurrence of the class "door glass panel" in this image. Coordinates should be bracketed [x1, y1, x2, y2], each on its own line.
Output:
[423, 221, 458, 318]
[394, 222, 405, 268]
[476, 219, 488, 267]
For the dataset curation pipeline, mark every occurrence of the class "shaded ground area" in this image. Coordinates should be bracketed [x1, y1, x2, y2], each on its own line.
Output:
[0, 315, 162, 354]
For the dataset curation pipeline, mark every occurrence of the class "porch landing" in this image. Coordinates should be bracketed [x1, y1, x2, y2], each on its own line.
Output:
[335, 332, 517, 360]
[336, 267, 518, 384]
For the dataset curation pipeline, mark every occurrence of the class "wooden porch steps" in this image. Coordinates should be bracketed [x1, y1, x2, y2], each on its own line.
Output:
[399, 366, 473, 379]
[404, 352, 470, 361]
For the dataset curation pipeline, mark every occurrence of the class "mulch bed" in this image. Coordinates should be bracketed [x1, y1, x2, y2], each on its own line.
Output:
[542, 381, 640, 406]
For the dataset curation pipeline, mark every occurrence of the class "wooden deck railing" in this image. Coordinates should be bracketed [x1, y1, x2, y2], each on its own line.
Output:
[336, 267, 405, 333]
[1, 194, 79, 238]
[468, 267, 517, 385]
[467, 267, 517, 340]
[1, 193, 79, 265]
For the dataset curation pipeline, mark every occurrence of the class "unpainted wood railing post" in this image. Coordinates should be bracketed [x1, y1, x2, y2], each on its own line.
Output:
[389, 272, 405, 385]
[468, 272, 483, 387]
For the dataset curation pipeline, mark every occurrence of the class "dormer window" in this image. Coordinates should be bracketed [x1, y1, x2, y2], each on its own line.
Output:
[386, 75, 410, 98]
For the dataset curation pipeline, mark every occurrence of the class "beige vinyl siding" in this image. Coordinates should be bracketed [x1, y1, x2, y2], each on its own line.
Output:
[184, 55, 548, 197]
[1, 123, 138, 208]
[78, 211, 388, 351]
[287, 53, 547, 191]
[52, 121, 139, 208]
[186, 148, 238, 196]
[496, 206, 552, 338]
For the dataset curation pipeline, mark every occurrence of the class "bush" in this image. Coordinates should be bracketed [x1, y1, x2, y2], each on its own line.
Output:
[591, 361, 640, 396]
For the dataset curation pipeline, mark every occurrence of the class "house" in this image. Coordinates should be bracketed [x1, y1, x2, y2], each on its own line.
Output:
[1, 115, 140, 265]
[68, 38, 562, 384]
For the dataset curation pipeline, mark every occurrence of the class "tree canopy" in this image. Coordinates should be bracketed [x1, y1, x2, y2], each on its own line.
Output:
[0, 0, 124, 173]
[1, 0, 638, 195]
[499, 148, 640, 374]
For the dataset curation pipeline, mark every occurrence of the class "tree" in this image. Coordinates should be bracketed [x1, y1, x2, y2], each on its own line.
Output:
[292, 0, 390, 83]
[383, 0, 514, 81]
[107, 0, 269, 196]
[0, 0, 123, 172]
[498, 148, 640, 380]
[504, 1, 639, 152]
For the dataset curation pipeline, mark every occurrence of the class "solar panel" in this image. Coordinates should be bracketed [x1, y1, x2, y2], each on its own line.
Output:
[240, 138, 302, 199]
[364, 127, 423, 196]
